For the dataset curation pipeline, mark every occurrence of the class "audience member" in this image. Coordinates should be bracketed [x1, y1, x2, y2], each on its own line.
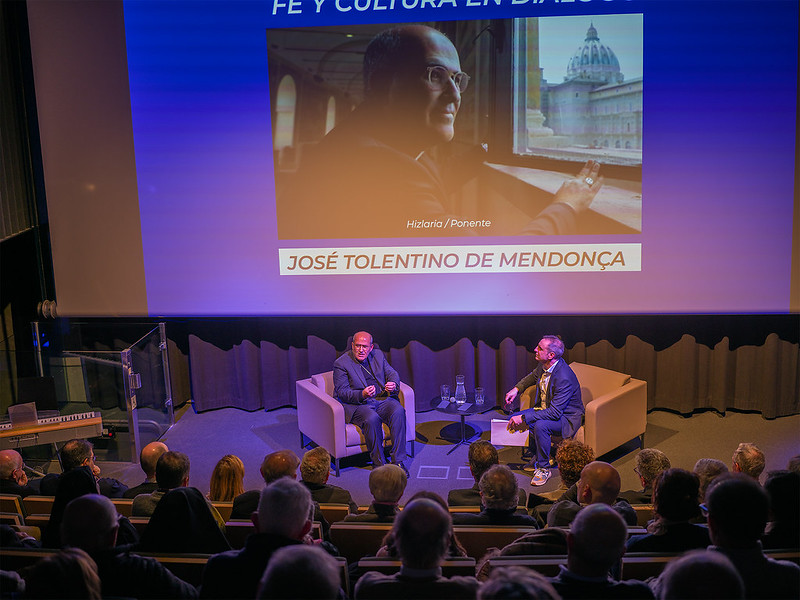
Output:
[625, 468, 710, 553]
[23, 547, 102, 600]
[693, 458, 728, 503]
[478, 566, 562, 600]
[208, 454, 246, 502]
[761, 470, 800, 549]
[60, 494, 198, 598]
[300, 447, 358, 513]
[731, 442, 766, 481]
[354, 498, 480, 599]
[344, 464, 407, 522]
[138, 486, 230, 554]
[231, 449, 300, 518]
[200, 478, 318, 599]
[705, 473, 800, 599]
[256, 544, 344, 599]
[655, 549, 744, 599]
[0, 569, 25, 596]
[547, 461, 636, 527]
[787, 455, 800, 474]
[43, 466, 100, 549]
[548, 504, 654, 599]
[619, 448, 671, 505]
[231, 449, 330, 539]
[123, 441, 168, 498]
[131, 450, 227, 534]
[538, 439, 595, 502]
[0, 449, 39, 497]
[377, 491, 467, 558]
[1, 523, 40, 548]
[528, 440, 593, 526]
[448, 440, 526, 507]
[132, 450, 190, 516]
[452, 465, 539, 527]
[40, 438, 127, 498]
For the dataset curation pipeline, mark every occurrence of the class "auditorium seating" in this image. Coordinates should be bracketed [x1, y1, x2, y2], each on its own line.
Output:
[0, 494, 26, 518]
[357, 556, 477, 577]
[318, 502, 351, 524]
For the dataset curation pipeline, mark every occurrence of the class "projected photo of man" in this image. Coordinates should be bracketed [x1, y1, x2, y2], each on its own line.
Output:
[271, 19, 640, 239]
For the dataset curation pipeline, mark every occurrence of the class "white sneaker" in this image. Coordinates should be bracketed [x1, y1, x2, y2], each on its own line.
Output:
[530, 468, 551, 486]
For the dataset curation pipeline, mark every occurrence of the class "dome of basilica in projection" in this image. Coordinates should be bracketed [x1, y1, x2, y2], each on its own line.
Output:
[566, 23, 624, 84]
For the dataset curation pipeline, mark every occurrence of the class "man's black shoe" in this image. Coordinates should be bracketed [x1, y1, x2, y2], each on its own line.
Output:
[522, 460, 538, 473]
[398, 462, 410, 477]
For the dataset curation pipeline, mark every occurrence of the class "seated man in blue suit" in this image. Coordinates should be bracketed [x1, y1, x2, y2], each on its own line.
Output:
[505, 335, 584, 487]
[333, 331, 408, 475]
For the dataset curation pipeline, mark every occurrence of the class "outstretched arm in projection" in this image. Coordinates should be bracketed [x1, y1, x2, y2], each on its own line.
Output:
[519, 160, 604, 236]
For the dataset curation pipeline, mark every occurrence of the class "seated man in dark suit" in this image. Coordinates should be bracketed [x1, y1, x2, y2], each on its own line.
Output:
[547, 461, 636, 527]
[40, 439, 127, 498]
[548, 504, 654, 599]
[123, 441, 168, 499]
[619, 447, 671, 505]
[505, 336, 584, 487]
[354, 498, 480, 599]
[344, 464, 406, 523]
[448, 441, 526, 508]
[300, 447, 358, 513]
[333, 331, 408, 475]
[451, 465, 538, 527]
[0, 449, 40, 497]
[201, 478, 319, 600]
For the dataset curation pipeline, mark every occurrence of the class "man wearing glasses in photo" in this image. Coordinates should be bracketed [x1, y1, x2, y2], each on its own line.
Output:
[280, 24, 602, 239]
[333, 331, 408, 475]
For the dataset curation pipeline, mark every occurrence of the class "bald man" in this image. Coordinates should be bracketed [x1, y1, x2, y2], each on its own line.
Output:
[62, 494, 197, 598]
[334, 331, 408, 474]
[548, 503, 653, 598]
[279, 24, 602, 240]
[547, 461, 636, 527]
[0, 450, 39, 497]
[123, 441, 169, 498]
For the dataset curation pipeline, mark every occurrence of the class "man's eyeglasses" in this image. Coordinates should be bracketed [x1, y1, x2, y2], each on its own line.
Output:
[426, 66, 470, 92]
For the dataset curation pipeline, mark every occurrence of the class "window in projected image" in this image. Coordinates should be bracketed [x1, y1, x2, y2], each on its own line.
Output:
[511, 15, 643, 168]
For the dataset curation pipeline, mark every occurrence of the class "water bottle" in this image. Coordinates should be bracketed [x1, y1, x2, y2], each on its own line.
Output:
[454, 374, 467, 405]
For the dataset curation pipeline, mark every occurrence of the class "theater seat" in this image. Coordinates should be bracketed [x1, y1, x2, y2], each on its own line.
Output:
[520, 362, 647, 457]
[296, 371, 415, 476]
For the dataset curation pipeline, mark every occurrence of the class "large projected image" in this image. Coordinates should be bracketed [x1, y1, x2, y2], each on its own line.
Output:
[270, 15, 643, 240]
[32, 0, 794, 316]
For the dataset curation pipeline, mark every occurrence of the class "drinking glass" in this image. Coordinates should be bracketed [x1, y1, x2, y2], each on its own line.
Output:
[440, 384, 451, 402]
[474, 387, 485, 405]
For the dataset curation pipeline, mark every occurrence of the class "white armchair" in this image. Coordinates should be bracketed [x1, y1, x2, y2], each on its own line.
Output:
[296, 371, 416, 476]
[520, 361, 647, 457]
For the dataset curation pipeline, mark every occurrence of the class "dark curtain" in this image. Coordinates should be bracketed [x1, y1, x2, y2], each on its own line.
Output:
[188, 332, 799, 418]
